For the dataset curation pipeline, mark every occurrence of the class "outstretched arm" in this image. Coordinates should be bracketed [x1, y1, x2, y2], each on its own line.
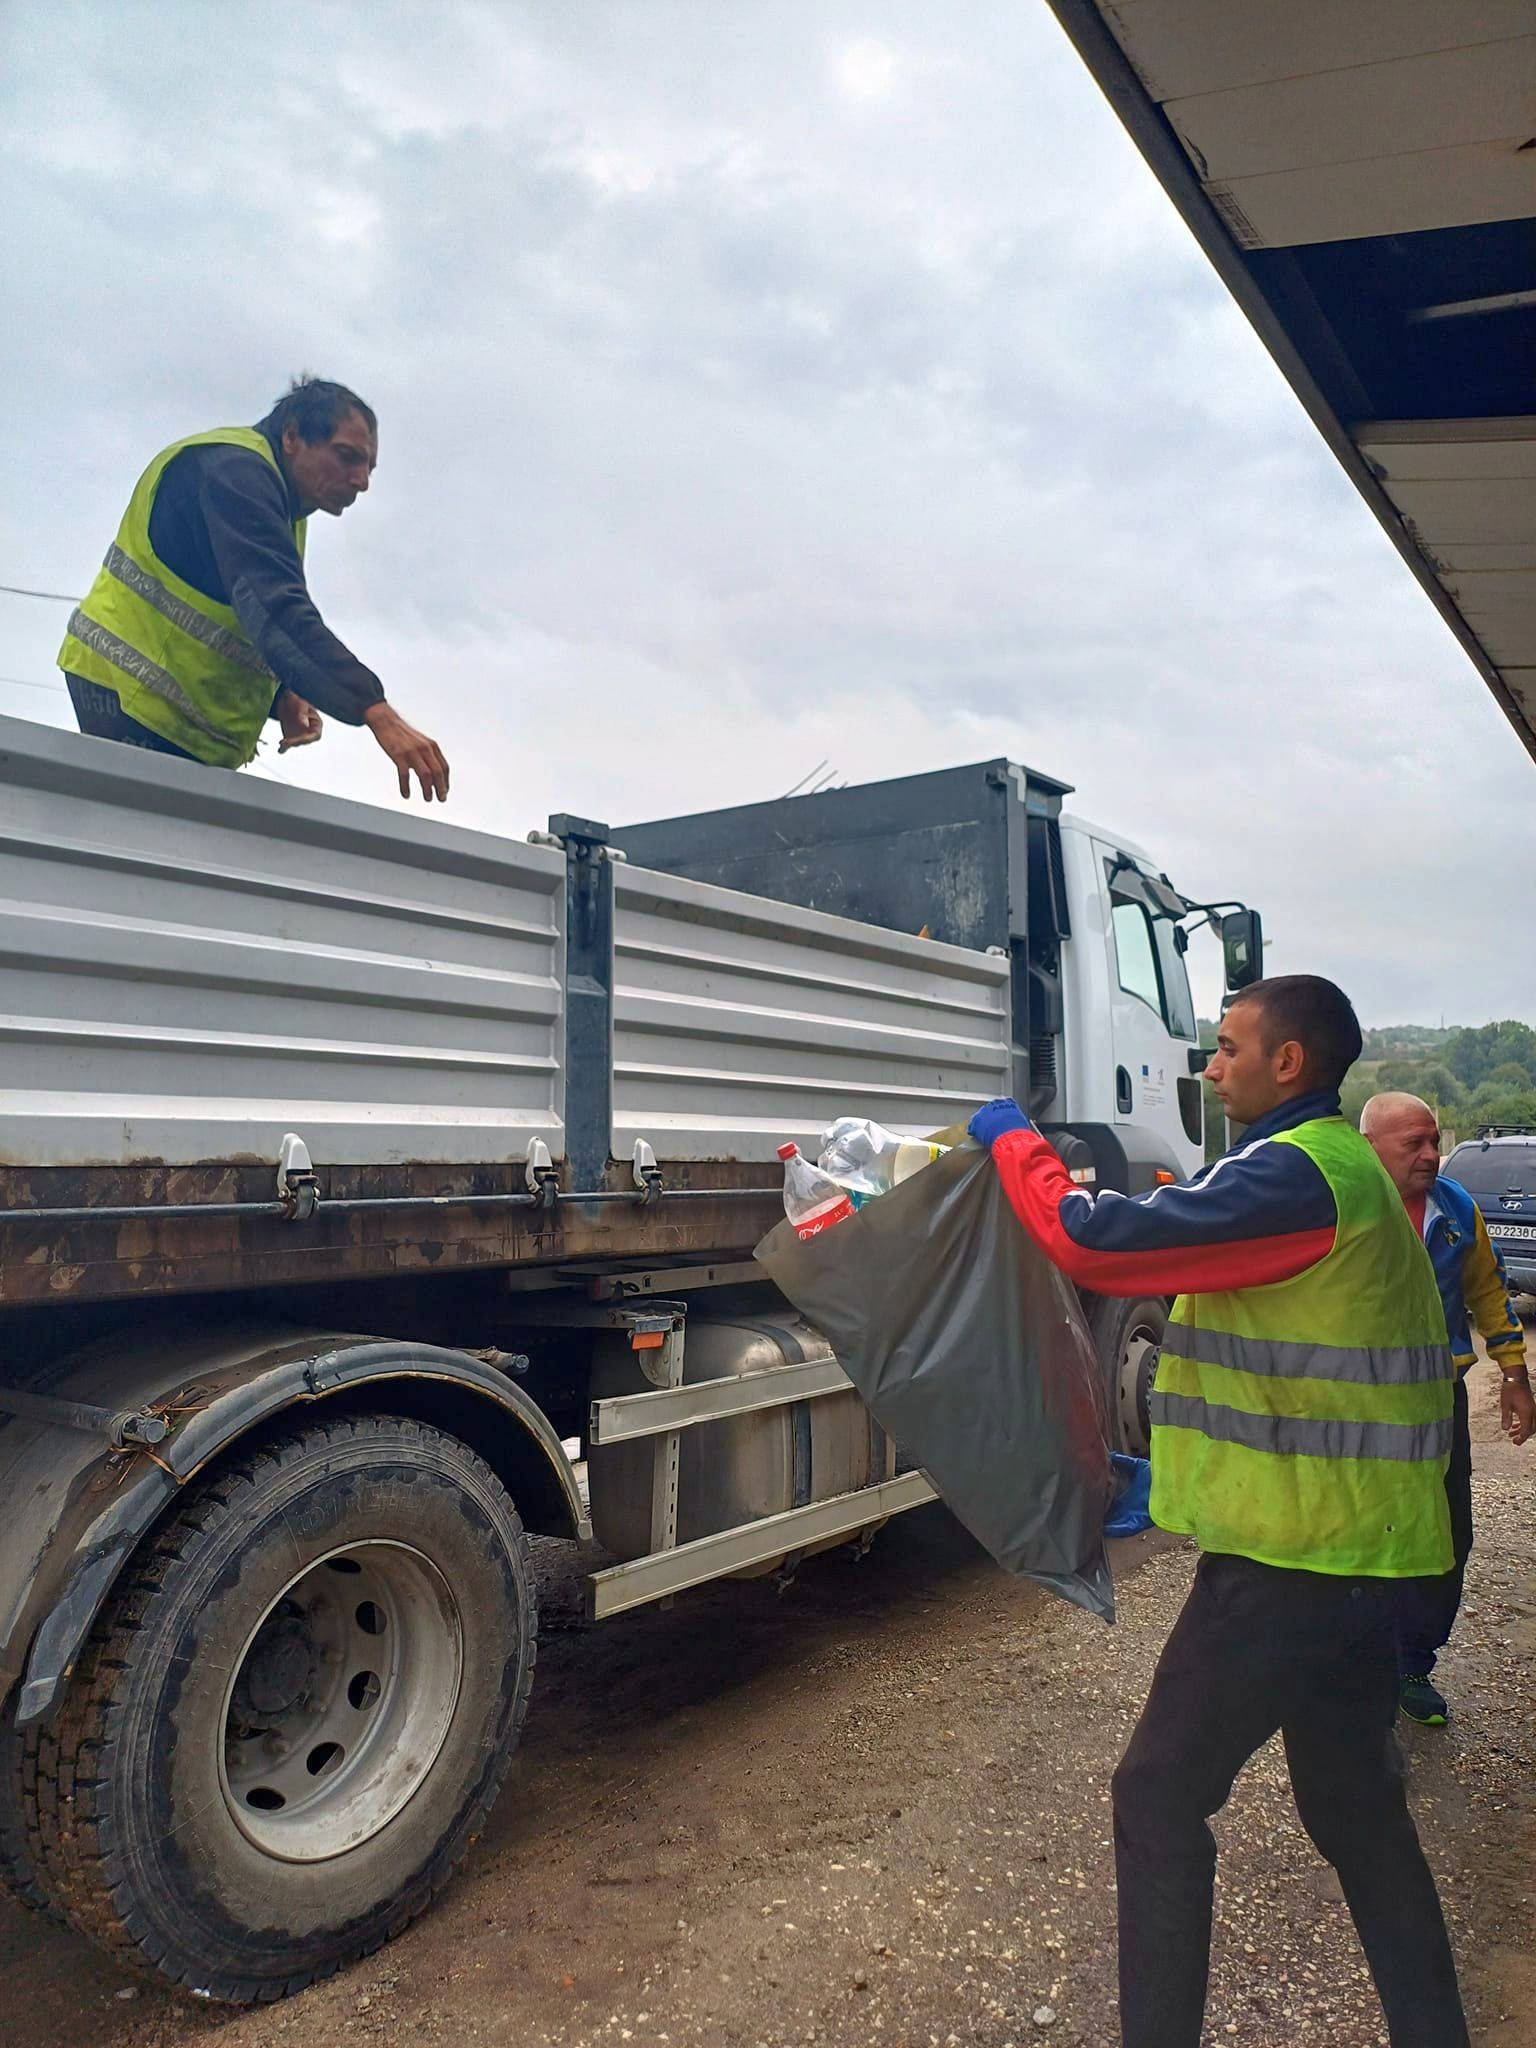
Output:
[198, 450, 449, 799]
[199, 450, 386, 724]
[1462, 1209, 1527, 1372]
[1462, 1209, 1533, 1444]
[967, 1101, 1336, 1298]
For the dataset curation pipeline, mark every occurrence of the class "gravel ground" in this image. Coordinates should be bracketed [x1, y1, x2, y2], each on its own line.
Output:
[2, 1354, 1530, 2048]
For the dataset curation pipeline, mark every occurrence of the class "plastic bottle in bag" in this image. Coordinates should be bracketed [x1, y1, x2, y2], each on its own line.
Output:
[818, 1116, 948, 1196]
[777, 1142, 856, 1240]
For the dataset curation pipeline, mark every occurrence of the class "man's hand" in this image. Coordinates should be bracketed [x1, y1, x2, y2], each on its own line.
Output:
[364, 701, 450, 803]
[275, 688, 324, 752]
[968, 1098, 1033, 1149]
[1500, 1371, 1535, 1446]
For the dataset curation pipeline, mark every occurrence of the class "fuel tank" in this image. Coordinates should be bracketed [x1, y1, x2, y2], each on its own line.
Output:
[587, 1310, 893, 1570]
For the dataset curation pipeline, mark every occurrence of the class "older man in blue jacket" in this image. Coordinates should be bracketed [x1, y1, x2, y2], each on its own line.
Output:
[1361, 1091, 1534, 1725]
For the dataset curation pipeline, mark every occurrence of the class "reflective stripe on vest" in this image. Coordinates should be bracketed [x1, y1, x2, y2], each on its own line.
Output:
[57, 427, 306, 768]
[1148, 1115, 1455, 1579]
[98, 542, 273, 675]
[1165, 1322, 1450, 1388]
[1149, 1391, 1452, 1465]
[61, 609, 231, 746]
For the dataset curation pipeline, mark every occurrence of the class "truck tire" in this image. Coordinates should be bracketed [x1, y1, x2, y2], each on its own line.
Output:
[21, 1413, 536, 2003]
[0, 1697, 57, 1918]
[1086, 1294, 1167, 1458]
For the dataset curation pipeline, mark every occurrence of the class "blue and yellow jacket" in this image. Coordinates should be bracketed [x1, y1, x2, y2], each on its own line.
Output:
[1423, 1174, 1526, 1373]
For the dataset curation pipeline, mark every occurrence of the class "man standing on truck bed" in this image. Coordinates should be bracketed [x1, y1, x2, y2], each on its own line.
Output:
[968, 975, 1467, 2048]
[1361, 1089, 1533, 1727]
[58, 375, 450, 801]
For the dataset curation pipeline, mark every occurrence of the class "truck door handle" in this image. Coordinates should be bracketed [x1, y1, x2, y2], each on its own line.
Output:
[1116, 1066, 1133, 1114]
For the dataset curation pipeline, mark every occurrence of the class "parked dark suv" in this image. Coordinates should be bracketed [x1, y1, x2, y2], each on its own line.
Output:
[1442, 1127, 1536, 1298]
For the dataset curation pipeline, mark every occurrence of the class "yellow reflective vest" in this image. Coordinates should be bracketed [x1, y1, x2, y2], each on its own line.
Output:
[1150, 1116, 1455, 1578]
[58, 428, 306, 767]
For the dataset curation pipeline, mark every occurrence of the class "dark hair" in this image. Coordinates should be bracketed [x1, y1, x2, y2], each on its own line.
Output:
[256, 374, 376, 446]
[1227, 973, 1363, 1090]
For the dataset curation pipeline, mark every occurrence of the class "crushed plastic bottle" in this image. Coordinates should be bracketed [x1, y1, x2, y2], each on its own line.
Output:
[818, 1116, 948, 1197]
[777, 1142, 856, 1241]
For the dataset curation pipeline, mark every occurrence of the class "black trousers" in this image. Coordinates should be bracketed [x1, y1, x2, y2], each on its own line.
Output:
[1113, 1553, 1467, 2048]
[1397, 1375, 1474, 1678]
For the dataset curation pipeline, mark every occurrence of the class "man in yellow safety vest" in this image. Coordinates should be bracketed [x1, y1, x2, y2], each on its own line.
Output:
[59, 376, 449, 802]
[968, 974, 1467, 2048]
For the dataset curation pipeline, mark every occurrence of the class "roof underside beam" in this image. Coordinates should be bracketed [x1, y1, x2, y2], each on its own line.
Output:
[1046, 0, 1536, 764]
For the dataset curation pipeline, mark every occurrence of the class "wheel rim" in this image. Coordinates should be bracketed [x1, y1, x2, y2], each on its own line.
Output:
[1117, 1325, 1162, 1459]
[219, 1541, 463, 1864]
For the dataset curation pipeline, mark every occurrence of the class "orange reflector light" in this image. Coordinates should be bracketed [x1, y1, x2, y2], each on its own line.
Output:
[1154, 1169, 1177, 1185]
[630, 1330, 666, 1350]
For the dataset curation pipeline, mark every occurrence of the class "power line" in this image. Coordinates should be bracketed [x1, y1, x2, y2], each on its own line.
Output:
[0, 673, 65, 694]
[0, 581, 80, 603]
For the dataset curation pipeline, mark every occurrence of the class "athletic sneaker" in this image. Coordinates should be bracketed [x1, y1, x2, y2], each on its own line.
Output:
[1399, 1674, 1449, 1726]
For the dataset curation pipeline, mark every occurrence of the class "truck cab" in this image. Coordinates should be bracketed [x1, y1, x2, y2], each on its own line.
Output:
[1056, 814, 1205, 1181]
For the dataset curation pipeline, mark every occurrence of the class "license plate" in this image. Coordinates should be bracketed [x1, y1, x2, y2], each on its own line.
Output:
[1492, 1222, 1536, 1242]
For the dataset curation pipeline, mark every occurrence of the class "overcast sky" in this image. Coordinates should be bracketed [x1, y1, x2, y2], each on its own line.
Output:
[3, 1, 1530, 1027]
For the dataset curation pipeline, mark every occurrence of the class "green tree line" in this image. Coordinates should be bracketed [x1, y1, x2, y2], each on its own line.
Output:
[1197, 1019, 1536, 1160]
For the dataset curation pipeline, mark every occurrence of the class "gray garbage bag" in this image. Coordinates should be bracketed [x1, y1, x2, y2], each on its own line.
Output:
[756, 1138, 1115, 1621]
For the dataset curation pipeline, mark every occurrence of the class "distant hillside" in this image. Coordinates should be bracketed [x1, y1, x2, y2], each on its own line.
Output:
[1349, 1018, 1536, 1139]
[1360, 1024, 1454, 1062]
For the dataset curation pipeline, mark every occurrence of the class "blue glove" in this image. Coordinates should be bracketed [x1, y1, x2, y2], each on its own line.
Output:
[967, 1097, 1032, 1148]
[1104, 1453, 1153, 1538]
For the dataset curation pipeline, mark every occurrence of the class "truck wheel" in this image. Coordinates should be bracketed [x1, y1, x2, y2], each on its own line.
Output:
[23, 1413, 536, 2003]
[1087, 1295, 1167, 1458]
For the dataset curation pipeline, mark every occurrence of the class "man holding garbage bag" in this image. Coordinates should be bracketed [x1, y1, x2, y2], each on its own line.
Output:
[968, 974, 1466, 2048]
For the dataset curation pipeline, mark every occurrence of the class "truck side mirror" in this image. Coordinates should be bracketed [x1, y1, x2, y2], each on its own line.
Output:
[1221, 909, 1263, 991]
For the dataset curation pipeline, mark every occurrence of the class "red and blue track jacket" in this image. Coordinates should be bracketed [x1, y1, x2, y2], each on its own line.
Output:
[988, 1090, 1343, 1298]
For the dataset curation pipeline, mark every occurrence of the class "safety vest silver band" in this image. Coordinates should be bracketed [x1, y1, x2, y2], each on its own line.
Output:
[65, 609, 230, 744]
[1150, 1390, 1452, 1463]
[1165, 1322, 1450, 1387]
[102, 543, 273, 677]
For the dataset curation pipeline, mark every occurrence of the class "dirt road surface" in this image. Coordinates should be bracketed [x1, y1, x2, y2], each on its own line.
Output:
[4, 1357, 1531, 2048]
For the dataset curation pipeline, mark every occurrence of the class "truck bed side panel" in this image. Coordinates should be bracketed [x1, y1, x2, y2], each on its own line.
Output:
[612, 863, 1011, 1159]
[0, 717, 567, 1170]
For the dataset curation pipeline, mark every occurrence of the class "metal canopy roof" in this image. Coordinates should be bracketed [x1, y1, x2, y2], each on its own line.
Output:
[1047, 1, 1536, 762]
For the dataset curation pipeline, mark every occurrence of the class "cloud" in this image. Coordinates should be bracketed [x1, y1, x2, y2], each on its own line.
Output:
[2, 0, 1529, 1030]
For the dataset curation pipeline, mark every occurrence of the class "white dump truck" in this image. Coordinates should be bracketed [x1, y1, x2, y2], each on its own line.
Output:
[0, 715, 1259, 1999]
